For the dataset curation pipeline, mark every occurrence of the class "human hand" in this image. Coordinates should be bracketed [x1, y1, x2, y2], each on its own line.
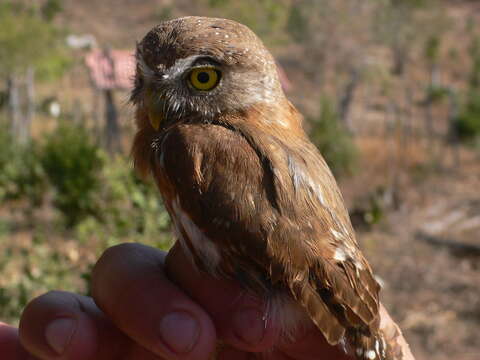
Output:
[0, 242, 413, 359]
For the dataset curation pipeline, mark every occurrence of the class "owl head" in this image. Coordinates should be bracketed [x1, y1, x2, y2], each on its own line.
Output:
[131, 16, 285, 131]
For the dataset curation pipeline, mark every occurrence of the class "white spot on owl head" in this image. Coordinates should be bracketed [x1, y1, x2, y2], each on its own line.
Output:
[333, 247, 347, 262]
[366, 350, 376, 359]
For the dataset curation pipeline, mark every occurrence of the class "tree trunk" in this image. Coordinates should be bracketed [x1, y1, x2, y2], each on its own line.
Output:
[92, 87, 101, 137]
[338, 67, 360, 133]
[102, 48, 122, 154]
[7, 74, 21, 141]
[392, 45, 406, 76]
[104, 89, 121, 154]
[447, 89, 460, 168]
[430, 62, 440, 89]
[424, 62, 442, 167]
[22, 66, 35, 144]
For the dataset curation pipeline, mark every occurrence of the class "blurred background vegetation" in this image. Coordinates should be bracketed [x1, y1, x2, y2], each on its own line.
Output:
[0, 1, 479, 359]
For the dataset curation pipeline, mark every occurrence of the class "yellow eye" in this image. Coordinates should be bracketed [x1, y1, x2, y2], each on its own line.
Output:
[189, 67, 220, 91]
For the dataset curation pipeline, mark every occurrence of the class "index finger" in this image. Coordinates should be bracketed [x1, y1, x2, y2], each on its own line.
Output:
[0, 323, 34, 360]
[91, 243, 217, 360]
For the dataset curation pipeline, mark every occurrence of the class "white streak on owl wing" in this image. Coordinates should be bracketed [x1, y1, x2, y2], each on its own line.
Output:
[171, 195, 221, 275]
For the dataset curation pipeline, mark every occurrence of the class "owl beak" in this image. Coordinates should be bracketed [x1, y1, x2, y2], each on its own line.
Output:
[148, 107, 163, 131]
[146, 89, 165, 131]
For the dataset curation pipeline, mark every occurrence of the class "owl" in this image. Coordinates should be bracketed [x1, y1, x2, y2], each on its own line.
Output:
[131, 16, 404, 360]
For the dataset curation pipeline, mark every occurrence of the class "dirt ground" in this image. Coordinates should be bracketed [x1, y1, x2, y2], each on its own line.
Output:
[345, 139, 480, 360]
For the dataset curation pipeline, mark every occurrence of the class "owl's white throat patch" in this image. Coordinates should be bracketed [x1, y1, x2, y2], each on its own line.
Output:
[171, 196, 221, 274]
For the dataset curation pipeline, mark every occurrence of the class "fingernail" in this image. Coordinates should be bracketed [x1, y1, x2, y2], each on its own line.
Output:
[45, 317, 76, 355]
[233, 308, 265, 345]
[159, 311, 199, 354]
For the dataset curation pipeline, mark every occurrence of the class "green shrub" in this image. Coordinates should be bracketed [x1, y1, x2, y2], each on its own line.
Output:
[0, 122, 173, 324]
[90, 156, 172, 248]
[0, 1, 71, 81]
[39, 122, 104, 227]
[455, 91, 480, 143]
[41, 0, 63, 21]
[309, 97, 357, 176]
[286, 4, 309, 42]
[350, 187, 386, 231]
[425, 85, 449, 104]
[455, 36, 480, 144]
[0, 126, 46, 205]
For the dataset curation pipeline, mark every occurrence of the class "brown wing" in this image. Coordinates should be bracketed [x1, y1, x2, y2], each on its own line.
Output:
[153, 120, 380, 345]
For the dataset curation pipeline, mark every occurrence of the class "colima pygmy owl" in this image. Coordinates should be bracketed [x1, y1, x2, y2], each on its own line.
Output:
[131, 16, 403, 360]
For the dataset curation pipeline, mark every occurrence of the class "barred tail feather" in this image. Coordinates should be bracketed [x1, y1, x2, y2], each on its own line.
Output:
[347, 325, 410, 360]
[347, 330, 387, 360]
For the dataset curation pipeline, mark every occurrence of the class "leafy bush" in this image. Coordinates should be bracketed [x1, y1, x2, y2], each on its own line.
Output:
[454, 36, 480, 145]
[424, 85, 449, 104]
[0, 125, 46, 205]
[75, 156, 172, 248]
[309, 97, 357, 176]
[350, 187, 387, 231]
[1, 118, 172, 238]
[39, 122, 105, 227]
[286, 4, 309, 42]
[0, 1, 71, 81]
[0, 121, 173, 323]
[41, 0, 63, 21]
[455, 91, 480, 144]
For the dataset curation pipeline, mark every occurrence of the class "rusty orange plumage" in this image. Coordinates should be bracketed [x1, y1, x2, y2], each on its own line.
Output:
[131, 16, 406, 360]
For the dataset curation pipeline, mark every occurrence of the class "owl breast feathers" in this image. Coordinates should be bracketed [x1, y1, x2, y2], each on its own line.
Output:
[131, 16, 404, 360]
